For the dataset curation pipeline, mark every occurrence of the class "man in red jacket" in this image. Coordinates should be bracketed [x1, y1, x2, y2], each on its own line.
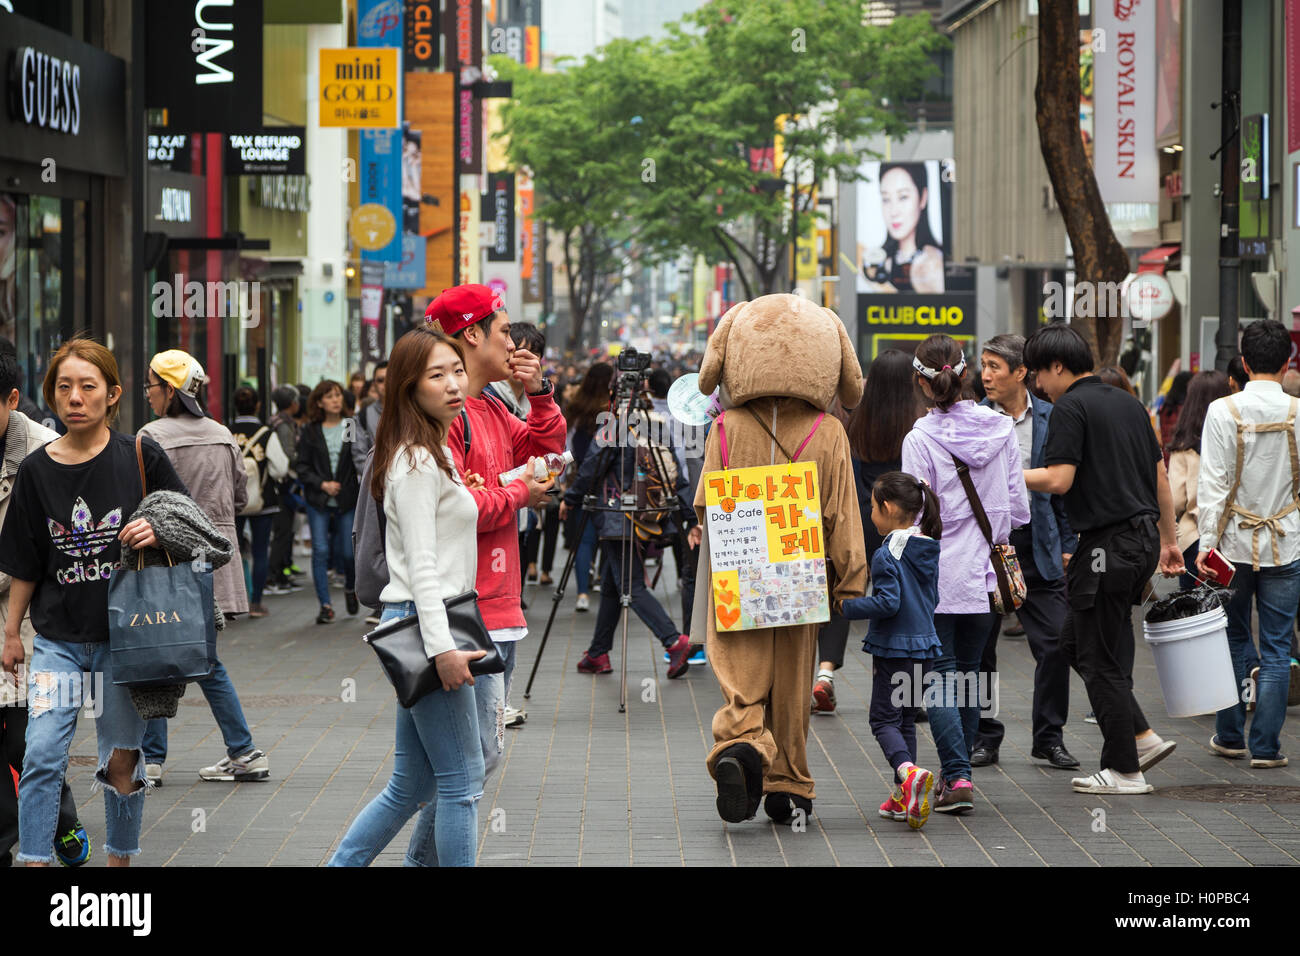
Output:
[426, 284, 562, 758]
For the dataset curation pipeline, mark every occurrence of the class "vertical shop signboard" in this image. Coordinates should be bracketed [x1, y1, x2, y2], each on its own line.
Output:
[356, 0, 404, 264]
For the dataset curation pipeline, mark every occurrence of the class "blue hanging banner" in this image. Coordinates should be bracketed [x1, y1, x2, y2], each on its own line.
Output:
[358, 0, 404, 263]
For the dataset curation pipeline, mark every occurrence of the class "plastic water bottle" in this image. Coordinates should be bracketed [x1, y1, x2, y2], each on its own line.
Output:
[498, 451, 573, 486]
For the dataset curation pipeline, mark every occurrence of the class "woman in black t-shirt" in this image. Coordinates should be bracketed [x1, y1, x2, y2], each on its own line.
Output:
[0, 337, 186, 866]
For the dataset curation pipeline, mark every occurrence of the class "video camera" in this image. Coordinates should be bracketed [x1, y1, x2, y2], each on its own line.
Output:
[612, 346, 652, 408]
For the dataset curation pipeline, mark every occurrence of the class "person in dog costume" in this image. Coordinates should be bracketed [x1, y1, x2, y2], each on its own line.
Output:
[691, 293, 867, 825]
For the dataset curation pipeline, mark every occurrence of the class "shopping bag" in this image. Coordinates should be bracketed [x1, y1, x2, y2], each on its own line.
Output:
[107, 556, 217, 687]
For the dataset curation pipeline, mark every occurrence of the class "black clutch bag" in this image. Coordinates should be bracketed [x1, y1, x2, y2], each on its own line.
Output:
[363, 590, 504, 708]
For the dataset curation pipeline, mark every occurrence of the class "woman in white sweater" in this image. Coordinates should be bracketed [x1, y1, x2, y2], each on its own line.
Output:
[329, 329, 486, 867]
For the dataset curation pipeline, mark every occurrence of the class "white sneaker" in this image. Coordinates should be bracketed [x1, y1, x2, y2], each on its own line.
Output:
[1136, 737, 1176, 772]
[1210, 735, 1248, 759]
[365, 614, 381, 626]
[1251, 755, 1289, 768]
[576, 593, 590, 612]
[504, 705, 526, 728]
[199, 749, 270, 782]
[1070, 769, 1153, 794]
[145, 763, 163, 786]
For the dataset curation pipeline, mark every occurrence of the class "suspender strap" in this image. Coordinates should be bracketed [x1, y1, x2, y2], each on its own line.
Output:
[793, 414, 825, 463]
[717, 412, 729, 469]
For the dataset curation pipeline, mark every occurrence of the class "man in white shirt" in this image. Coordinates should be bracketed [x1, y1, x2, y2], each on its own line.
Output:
[1197, 320, 1300, 768]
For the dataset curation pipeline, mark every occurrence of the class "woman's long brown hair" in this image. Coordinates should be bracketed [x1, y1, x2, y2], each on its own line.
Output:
[370, 329, 466, 501]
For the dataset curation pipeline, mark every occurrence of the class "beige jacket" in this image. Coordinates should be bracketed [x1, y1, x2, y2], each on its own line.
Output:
[138, 414, 249, 614]
[0, 412, 59, 688]
[1168, 447, 1201, 554]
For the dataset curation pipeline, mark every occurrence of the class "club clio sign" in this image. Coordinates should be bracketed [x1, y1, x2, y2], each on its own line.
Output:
[1093, 0, 1157, 204]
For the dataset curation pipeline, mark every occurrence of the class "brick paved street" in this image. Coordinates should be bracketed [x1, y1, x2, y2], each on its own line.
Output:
[58, 555, 1300, 866]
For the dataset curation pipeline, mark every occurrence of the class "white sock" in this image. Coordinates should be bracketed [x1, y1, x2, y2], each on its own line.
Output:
[1113, 769, 1145, 784]
[816, 669, 834, 683]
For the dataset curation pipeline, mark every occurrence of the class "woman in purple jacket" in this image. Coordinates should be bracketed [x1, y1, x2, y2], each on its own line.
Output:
[901, 334, 1030, 814]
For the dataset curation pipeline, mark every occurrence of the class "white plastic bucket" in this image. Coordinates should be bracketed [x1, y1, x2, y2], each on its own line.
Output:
[1142, 606, 1239, 717]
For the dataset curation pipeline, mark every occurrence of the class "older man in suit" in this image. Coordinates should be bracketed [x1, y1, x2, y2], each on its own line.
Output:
[971, 334, 1080, 769]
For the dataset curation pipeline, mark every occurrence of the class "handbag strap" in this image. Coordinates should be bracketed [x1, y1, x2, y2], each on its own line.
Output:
[951, 453, 996, 547]
[135, 433, 147, 497]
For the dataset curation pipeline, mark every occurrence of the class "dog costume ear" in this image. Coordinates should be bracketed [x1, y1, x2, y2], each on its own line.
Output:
[698, 301, 747, 397]
[831, 308, 864, 409]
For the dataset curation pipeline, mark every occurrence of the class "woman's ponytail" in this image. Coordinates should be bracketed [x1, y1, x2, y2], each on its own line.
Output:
[917, 481, 943, 540]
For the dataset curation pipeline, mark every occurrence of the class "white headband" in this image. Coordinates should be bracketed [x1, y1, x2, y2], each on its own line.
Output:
[912, 355, 966, 380]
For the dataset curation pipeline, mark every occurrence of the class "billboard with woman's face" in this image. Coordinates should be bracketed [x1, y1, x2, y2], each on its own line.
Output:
[857, 160, 953, 294]
[854, 159, 976, 361]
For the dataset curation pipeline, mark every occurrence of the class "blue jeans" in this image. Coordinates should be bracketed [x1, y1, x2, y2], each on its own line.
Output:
[236, 514, 273, 604]
[141, 658, 255, 765]
[406, 638, 518, 867]
[1214, 558, 1300, 759]
[926, 611, 997, 783]
[574, 520, 598, 595]
[306, 504, 355, 607]
[328, 601, 484, 867]
[18, 637, 148, 862]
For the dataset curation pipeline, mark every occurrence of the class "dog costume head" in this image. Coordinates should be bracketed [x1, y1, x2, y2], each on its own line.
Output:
[698, 293, 862, 411]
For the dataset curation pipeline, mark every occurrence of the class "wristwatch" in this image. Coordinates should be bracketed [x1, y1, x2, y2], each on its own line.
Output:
[528, 378, 554, 397]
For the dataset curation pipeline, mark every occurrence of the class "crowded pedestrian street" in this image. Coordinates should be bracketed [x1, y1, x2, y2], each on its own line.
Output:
[4, 0, 1300, 933]
[45, 570, 1300, 868]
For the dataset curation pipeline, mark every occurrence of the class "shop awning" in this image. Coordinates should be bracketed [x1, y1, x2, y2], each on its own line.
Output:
[1138, 244, 1181, 274]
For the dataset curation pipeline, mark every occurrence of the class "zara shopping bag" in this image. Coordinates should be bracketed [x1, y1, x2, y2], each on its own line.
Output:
[106, 436, 218, 686]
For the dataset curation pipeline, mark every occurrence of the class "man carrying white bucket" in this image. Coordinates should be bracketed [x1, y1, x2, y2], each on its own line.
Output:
[1021, 325, 1185, 796]
[1197, 319, 1300, 770]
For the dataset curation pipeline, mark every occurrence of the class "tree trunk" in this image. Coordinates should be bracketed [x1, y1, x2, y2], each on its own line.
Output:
[1035, 0, 1130, 367]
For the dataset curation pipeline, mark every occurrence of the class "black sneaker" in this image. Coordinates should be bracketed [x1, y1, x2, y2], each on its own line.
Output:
[316, 605, 335, 624]
[345, 590, 359, 615]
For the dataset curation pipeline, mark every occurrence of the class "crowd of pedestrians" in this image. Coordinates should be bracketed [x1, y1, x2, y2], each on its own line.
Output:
[2, 294, 1299, 863]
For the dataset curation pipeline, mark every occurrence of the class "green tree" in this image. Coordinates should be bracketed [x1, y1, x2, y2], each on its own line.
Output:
[635, 0, 948, 299]
[1035, 0, 1129, 366]
[495, 43, 673, 353]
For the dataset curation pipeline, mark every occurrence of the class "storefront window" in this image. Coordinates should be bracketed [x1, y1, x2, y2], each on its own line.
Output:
[1, 192, 86, 415]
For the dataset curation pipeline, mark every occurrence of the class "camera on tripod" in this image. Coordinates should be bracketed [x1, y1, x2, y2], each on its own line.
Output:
[613, 347, 652, 407]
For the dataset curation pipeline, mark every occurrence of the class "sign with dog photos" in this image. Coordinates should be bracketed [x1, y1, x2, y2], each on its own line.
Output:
[703, 461, 829, 632]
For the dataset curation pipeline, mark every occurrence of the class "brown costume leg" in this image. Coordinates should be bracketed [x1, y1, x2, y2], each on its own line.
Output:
[706, 627, 777, 780]
[764, 624, 819, 800]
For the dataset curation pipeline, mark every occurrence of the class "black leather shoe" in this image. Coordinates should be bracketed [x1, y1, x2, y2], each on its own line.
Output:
[1031, 744, 1081, 769]
[970, 746, 999, 767]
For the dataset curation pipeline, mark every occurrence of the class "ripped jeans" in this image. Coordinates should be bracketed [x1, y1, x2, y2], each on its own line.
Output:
[19, 637, 148, 863]
[328, 601, 484, 867]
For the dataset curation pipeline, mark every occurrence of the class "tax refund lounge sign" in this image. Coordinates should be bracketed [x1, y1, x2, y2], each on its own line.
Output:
[1, 13, 127, 178]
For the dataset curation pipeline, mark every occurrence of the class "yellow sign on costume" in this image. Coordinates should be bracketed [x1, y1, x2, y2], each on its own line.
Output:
[703, 461, 829, 632]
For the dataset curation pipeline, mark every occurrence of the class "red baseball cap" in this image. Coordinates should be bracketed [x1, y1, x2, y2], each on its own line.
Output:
[424, 284, 505, 336]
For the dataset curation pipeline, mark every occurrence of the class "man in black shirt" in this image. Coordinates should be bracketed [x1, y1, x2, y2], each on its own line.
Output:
[1022, 324, 1184, 795]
